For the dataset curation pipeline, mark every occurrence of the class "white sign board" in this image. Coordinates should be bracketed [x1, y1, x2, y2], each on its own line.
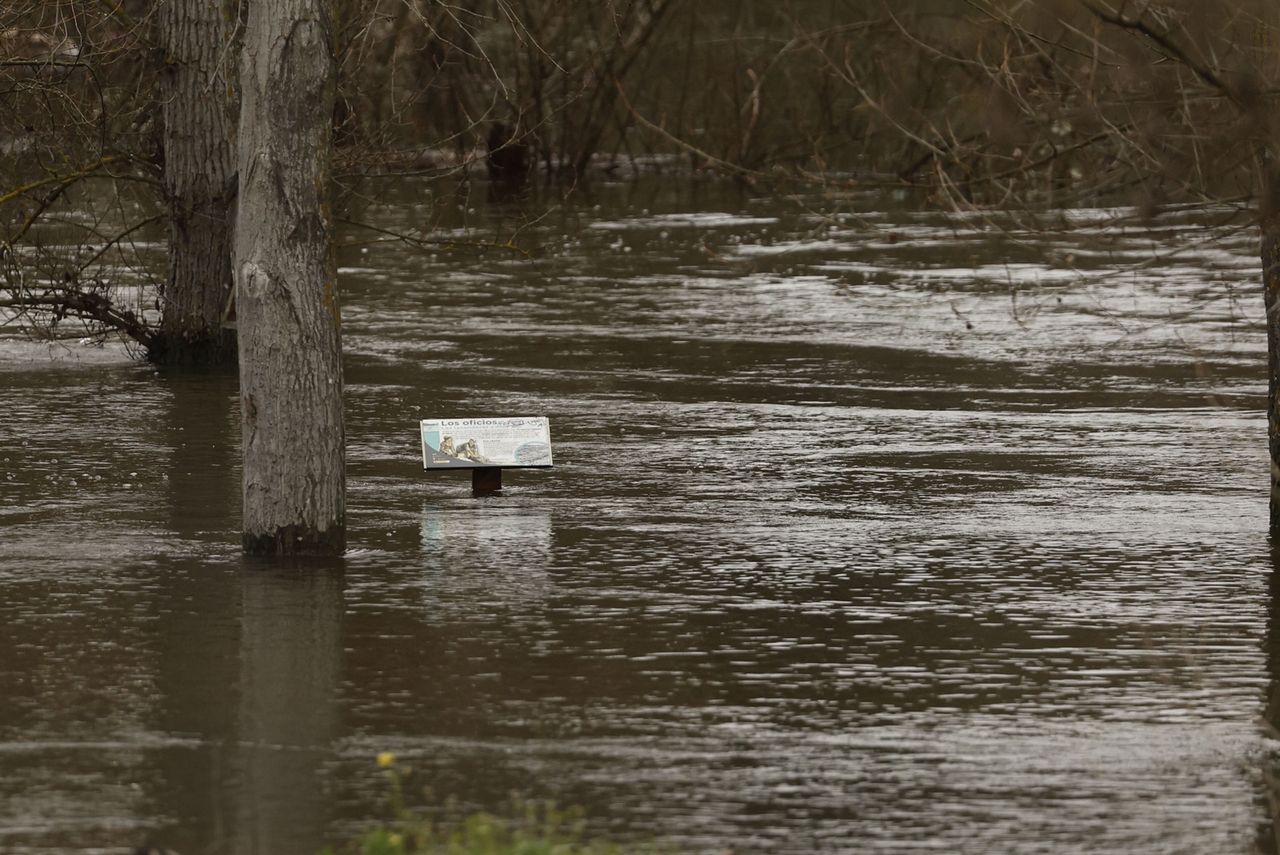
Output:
[421, 417, 553, 469]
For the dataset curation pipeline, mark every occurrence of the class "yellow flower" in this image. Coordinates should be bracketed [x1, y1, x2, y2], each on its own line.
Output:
[388, 833, 404, 849]
[376, 751, 396, 768]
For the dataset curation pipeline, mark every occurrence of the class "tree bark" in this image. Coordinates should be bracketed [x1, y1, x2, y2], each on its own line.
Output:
[236, 0, 344, 555]
[1265, 214, 1280, 531]
[155, 0, 239, 365]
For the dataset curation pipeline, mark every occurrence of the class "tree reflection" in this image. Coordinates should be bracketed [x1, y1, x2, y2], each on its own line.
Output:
[148, 369, 240, 854]
[234, 564, 344, 855]
[1259, 545, 1280, 855]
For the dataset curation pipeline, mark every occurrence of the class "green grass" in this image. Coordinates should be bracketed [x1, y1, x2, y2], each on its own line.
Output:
[325, 755, 661, 855]
[346, 806, 630, 855]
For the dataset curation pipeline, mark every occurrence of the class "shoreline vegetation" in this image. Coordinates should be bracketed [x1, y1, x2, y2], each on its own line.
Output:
[4, 1, 1278, 354]
[322, 754, 663, 855]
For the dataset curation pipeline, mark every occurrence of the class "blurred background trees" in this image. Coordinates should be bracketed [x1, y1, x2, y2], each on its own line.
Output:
[4, 0, 1280, 354]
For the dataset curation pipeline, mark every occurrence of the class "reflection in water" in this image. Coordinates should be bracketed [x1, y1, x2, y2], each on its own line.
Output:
[234, 566, 343, 855]
[0, 181, 1274, 854]
[149, 569, 238, 855]
[1261, 547, 1280, 855]
[148, 372, 240, 854]
[161, 369, 239, 545]
[419, 504, 552, 606]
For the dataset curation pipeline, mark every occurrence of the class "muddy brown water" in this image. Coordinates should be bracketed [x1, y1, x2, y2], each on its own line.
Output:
[0, 179, 1275, 854]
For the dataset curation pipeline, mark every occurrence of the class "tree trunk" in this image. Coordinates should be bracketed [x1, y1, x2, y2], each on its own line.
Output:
[236, 0, 344, 555]
[155, 0, 238, 365]
[1265, 214, 1280, 531]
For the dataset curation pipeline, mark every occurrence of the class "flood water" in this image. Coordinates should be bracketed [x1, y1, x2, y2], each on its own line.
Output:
[0, 178, 1276, 854]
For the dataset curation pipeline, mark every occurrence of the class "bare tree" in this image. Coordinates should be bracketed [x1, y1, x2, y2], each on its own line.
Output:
[154, 0, 240, 364]
[790, 1, 1280, 525]
[0, 1, 162, 350]
[236, 0, 344, 555]
[973, 0, 1280, 527]
[0, 0, 242, 360]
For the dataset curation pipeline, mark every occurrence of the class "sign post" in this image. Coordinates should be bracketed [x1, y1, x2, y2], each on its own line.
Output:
[420, 417, 554, 494]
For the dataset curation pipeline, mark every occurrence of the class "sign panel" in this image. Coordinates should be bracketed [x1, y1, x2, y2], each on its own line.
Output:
[421, 417, 553, 469]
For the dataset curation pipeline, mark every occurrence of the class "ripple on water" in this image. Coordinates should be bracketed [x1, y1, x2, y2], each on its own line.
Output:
[0, 186, 1273, 854]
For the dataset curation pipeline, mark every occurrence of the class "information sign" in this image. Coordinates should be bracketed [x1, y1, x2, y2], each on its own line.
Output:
[421, 417, 553, 469]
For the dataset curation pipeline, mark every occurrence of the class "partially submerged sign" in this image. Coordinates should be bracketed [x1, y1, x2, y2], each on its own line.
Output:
[421, 417, 553, 470]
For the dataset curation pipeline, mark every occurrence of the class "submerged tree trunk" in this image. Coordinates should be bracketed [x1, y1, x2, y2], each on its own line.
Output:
[1265, 213, 1280, 531]
[155, 0, 239, 365]
[236, 0, 344, 555]
[1263, 141, 1280, 531]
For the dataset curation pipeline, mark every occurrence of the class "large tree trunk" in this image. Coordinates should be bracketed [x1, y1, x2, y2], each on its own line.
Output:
[155, 0, 238, 365]
[236, 0, 344, 555]
[1265, 215, 1280, 531]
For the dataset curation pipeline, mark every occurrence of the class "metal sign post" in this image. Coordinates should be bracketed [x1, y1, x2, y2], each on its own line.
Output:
[471, 468, 503, 492]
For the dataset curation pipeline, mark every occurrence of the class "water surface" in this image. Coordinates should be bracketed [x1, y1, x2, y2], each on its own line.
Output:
[0, 180, 1273, 854]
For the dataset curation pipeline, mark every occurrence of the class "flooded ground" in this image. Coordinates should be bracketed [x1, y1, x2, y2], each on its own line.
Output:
[0, 179, 1274, 854]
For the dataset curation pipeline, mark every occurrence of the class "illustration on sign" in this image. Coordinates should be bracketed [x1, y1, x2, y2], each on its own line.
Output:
[421, 417, 554, 469]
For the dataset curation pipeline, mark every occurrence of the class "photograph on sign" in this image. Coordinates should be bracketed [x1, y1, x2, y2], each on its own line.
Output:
[421, 417, 553, 469]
